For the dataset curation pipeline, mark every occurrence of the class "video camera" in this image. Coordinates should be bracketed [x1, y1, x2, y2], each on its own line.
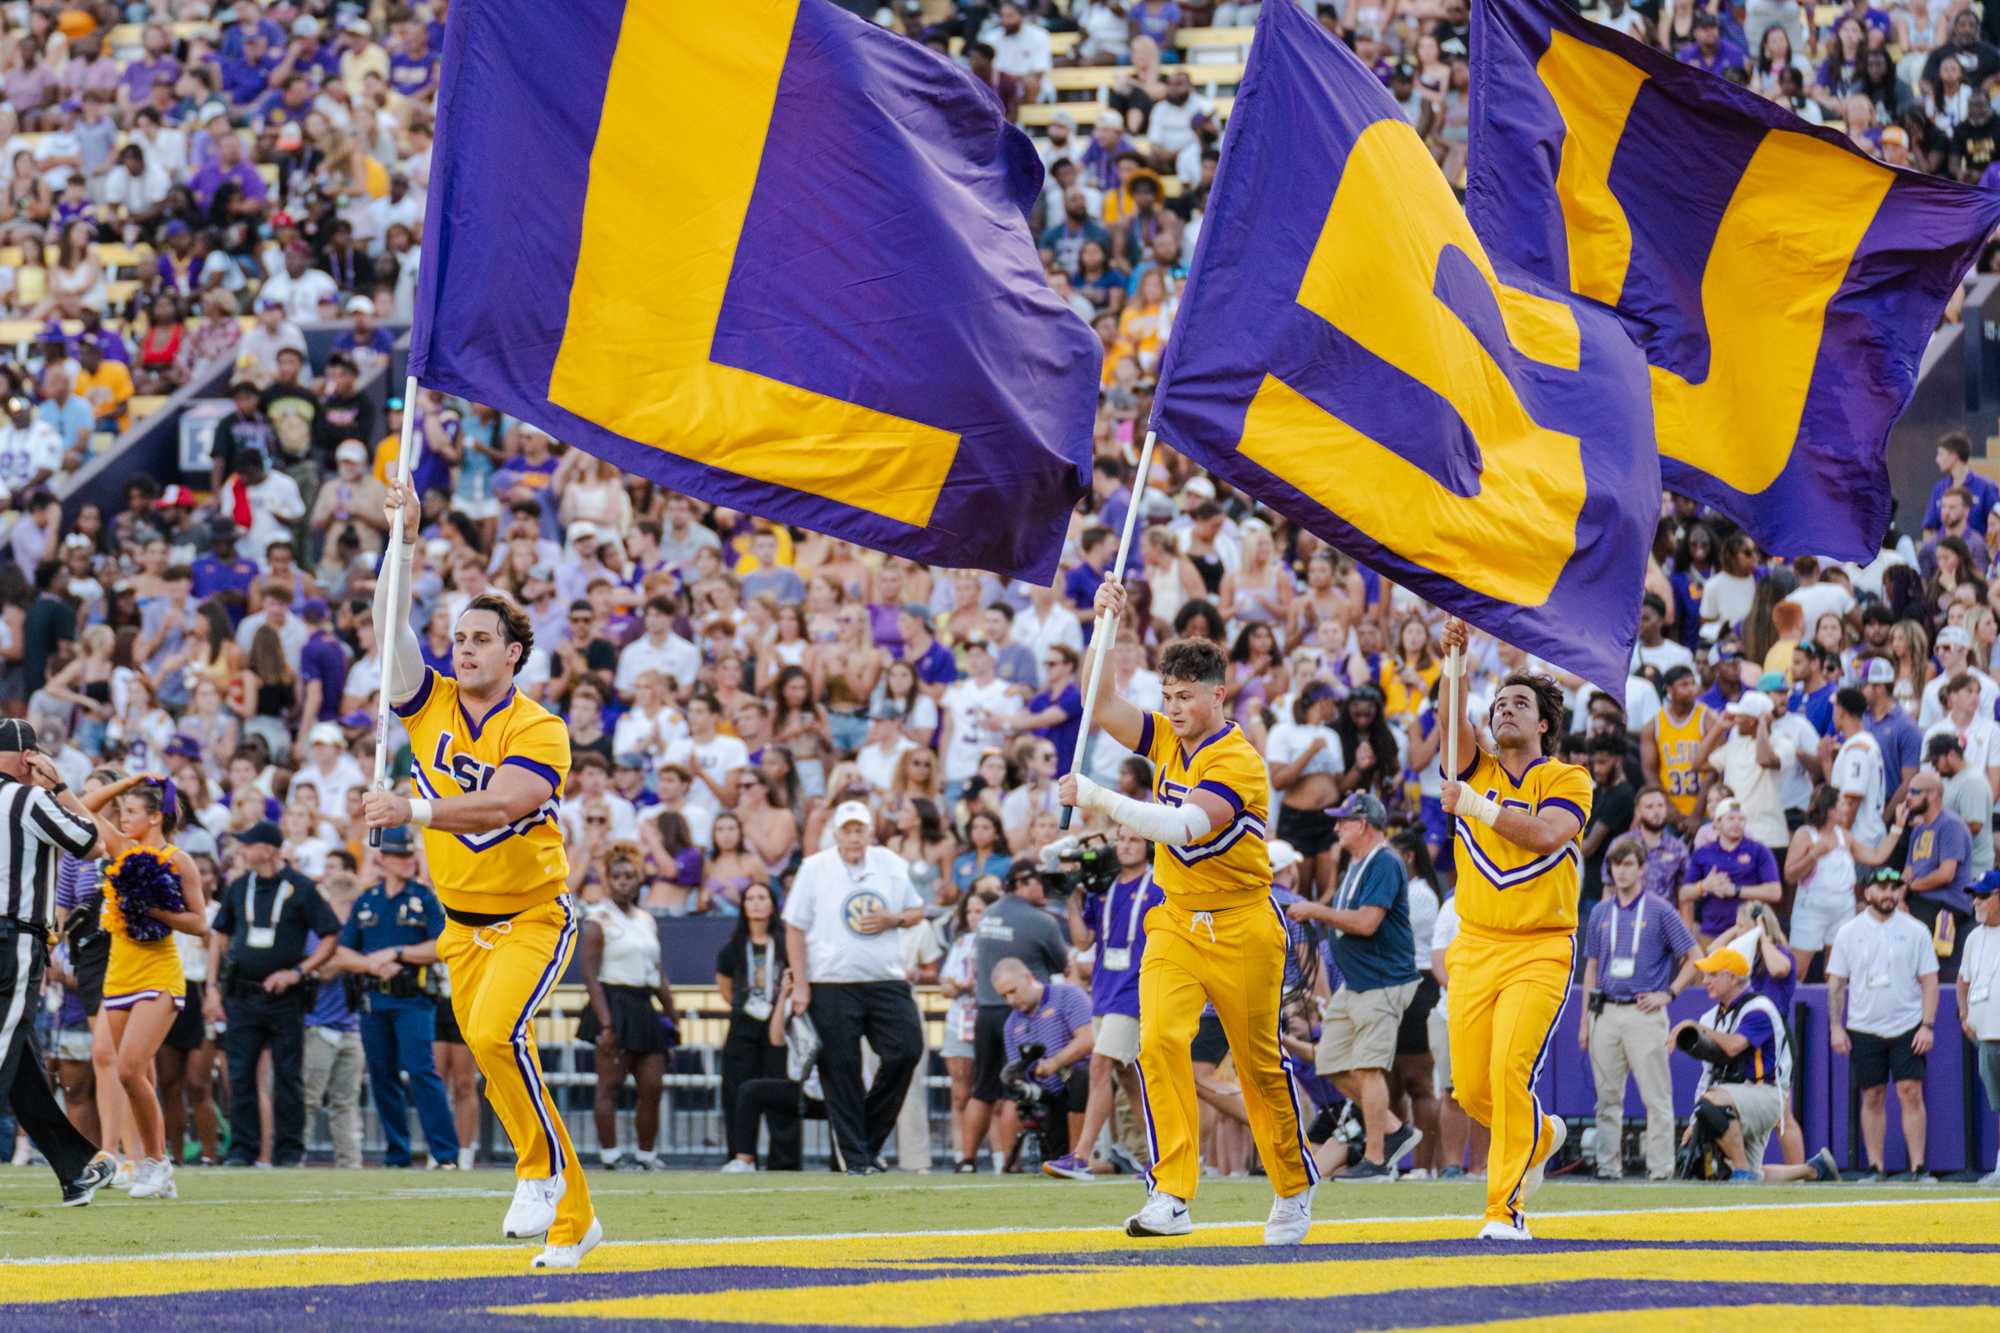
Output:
[1036, 834, 1120, 900]
[1000, 1041, 1048, 1111]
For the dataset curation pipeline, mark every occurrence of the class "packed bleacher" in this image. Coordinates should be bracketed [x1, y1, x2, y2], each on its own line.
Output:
[0, 0, 1995, 1188]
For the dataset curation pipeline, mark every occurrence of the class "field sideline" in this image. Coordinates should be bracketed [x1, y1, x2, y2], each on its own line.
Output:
[2, 1170, 1998, 1329]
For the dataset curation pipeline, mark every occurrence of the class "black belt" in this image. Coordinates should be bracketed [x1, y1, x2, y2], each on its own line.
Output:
[1601, 996, 1640, 1006]
[444, 904, 521, 928]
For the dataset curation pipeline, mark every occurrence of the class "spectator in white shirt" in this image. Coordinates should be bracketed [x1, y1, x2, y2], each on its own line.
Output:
[1782, 556, 1854, 633]
[232, 449, 306, 568]
[1701, 693, 1793, 852]
[561, 751, 640, 842]
[103, 141, 172, 221]
[1008, 584, 1083, 689]
[366, 171, 422, 240]
[1918, 626, 1998, 729]
[1146, 69, 1213, 173]
[297, 721, 364, 821]
[985, 2, 1053, 101]
[1827, 868, 1941, 1179]
[664, 693, 751, 816]
[1631, 594, 1695, 676]
[1923, 670, 2000, 798]
[235, 580, 309, 672]
[616, 595, 702, 701]
[258, 243, 340, 322]
[1828, 686, 1888, 843]
[940, 638, 1017, 793]
[1958, 875, 2000, 1186]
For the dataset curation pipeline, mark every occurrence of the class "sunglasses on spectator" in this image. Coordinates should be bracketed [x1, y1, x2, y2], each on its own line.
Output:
[587, 816, 608, 825]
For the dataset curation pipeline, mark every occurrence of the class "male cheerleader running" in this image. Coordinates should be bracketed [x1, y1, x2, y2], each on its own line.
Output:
[1059, 578, 1319, 1243]
[361, 483, 598, 1268]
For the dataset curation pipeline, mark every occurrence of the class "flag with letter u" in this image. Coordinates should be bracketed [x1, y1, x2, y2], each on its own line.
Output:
[1151, 0, 1659, 692]
[1470, 0, 2000, 562]
[410, 0, 1098, 582]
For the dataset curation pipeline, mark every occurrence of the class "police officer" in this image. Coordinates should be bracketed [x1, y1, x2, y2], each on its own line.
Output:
[204, 821, 339, 1167]
[332, 826, 459, 1169]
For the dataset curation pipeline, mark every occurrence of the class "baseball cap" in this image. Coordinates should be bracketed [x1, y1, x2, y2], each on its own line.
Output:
[1724, 692, 1773, 719]
[1053, 110, 1075, 130]
[239, 820, 283, 848]
[1184, 476, 1217, 500]
[1880, 125, 1910, 147]
[1938, 626, 1972, 651]
[833, 800, 873, 829]
[613, 752, 648, 771]
[199, 99, 228, 122]
[1094, 110, 1122, 131]
[1864, 657, 1896, 685]
[527, 563, 555, 583]
[291, 15, 321, 36]
[343, 15, 372, 34]
[344, 295, 373, 315]
[1327, 792, 1387, 828]
[1712, 796, 1744, 819]
[4, 396, 29, 414]
[155, 484, 201, 509]
[164, 734, 202, 761]
[1693, 942, 1750, 976]
[1267, 839, 1302, 874]
[567, 521, 600, 544]
[335, 439, 368, 465]
[1972, 870, 2000, 898]
[308, 721, 343, 747]
[1756, 671, 1788, 693]
[63, 533, 94, 551]
[1301, 681, 1337, 705]
[900, 603, 933, 631]
[378, 825, 416, 855]
[302, 597, 329, 623]
[0, 719, 38, 753]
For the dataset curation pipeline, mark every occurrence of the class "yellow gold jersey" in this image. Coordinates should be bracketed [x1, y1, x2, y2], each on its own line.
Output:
[1452, 750, 1592, 937]
[1655, 702, 1714, 818]
[395, 669, 571, 916]
[1139, 714, 1271, 910]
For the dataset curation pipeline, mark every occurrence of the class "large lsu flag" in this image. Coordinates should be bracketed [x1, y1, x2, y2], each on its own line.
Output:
[410, 0, 1097, 582]
[1470, 0, 2000, 562]
[1151, 0, 1658, 691]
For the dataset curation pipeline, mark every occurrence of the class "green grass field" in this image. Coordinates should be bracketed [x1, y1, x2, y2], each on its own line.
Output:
[0, 1164, 1975, 1259]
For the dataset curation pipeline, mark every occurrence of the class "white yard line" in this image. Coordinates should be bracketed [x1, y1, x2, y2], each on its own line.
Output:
[2, 1194, 1990, 1267]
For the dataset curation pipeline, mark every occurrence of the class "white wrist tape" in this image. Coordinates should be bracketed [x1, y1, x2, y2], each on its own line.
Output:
[408, 797, 434, 828]
[1076, 773, 1215, 844]
[1456, 789, 1501, 828]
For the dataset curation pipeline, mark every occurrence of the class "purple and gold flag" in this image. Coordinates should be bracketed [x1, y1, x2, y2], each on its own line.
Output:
[1470, 0, 2000, 561]
[410, 0, 1096, 582]
[1151, 0, 1659, 692]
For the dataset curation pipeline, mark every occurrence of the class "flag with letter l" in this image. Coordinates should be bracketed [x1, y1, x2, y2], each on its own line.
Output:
[1151, 0, 1659, 692]
[410, 0, 1097, 582]
[1469, 0, 2000, 561]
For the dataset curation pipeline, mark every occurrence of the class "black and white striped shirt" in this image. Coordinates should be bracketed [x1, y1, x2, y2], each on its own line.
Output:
[0, 778, 99, 933]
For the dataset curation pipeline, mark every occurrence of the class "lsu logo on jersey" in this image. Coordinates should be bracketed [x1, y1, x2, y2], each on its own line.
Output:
[1154, 777, 1266, 867]
[1470, 0, 2000, 563]
[421, 730, 559, 850]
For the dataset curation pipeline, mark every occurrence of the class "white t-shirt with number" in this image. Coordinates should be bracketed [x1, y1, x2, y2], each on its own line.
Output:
[941, 676, 1016, 783]
[664, 734, 750, 815]
[1826, 909, 1939, 1038]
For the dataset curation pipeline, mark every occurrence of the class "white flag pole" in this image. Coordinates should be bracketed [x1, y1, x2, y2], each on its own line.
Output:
[368, 373, 422, 850]
[1061, 430, 1159, 831]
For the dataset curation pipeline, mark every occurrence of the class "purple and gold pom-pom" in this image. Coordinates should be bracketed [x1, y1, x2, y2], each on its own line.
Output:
[110, 849, 186, 944]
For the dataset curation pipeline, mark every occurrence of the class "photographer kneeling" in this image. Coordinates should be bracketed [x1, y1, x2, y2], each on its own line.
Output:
[1671, 937, 1835, 1183]
[992, 958, 1094, 1167]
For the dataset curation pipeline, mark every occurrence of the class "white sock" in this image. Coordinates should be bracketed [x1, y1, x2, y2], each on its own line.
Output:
[600, 1146, 622, 1165]
[459, 1147, 476, 1169]
[634, 1150, 658, 1163]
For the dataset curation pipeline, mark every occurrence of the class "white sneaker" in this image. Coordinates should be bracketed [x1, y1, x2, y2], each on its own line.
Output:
[1477, 1219, 1533, 1241]
[1521, 1116, 1566, 1207]
[531, 1215, 603, 1270]
[110, 1156, 134, 1190]
[128, 1158, 177, 1200]
[458, 1147, 477, 1170]
[502, 1173, 567, 1239]
[1125, 1190, 1193, 1237]
[1980, 1166, 2000, 1187]
[719, 1159, 755, 1174]
[1264, 1183, 1315, 1245]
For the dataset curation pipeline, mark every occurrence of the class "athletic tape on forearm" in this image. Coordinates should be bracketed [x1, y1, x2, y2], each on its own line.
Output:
[1075, 773, 1214, 844]
[374, 539, 426, 702]
[1456, 789, 1501, 828]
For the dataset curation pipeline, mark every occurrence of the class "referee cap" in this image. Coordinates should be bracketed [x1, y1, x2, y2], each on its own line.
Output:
[0, 718, 37, 752]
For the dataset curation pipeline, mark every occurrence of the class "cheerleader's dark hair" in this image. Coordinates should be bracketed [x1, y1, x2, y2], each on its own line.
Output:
[125, 775, 190, 837]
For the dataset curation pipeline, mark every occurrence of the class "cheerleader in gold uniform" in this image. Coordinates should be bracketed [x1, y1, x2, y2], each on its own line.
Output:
[90, 774, 207, 1200]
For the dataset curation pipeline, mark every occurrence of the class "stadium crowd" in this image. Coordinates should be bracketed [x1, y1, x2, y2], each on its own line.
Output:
[0, 0, 1995, 1189]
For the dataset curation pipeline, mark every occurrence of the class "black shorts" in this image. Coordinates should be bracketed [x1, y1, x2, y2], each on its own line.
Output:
[1191, 1011, 1230, 1066]
[72, 929, 108, 1018]
[1850, 1026, 1925, 1089]
[576, 984, 670, 1056]
[970, 1003, 1011, 1102]
[433, 993, 464, 1046]
[1396, 974, 1441, 1057]
[1276, 805, 1337, 858]
[163, 980, 207, 1052]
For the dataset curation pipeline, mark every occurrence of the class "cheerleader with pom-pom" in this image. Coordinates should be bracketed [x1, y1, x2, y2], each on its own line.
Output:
[90, 773, 207, 1200]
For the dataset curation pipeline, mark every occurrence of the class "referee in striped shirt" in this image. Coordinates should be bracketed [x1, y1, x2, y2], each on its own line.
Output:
[0, 718, 117, 1205]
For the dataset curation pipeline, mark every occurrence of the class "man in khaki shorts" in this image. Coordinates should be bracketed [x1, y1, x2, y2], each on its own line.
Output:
[1286, 794, 1421, 1182]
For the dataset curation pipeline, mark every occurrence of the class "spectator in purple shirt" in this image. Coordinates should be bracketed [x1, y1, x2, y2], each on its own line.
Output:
[999, 644, 1084, 776]
[297, 599, 351, 728]
[1678, 13, 1747, 75]
[994, 958, 1094, 1160]
[895, 606, 958, 691]
[118, 24, 182, 106]
[189, 132, 268, 212]
[1064, 527, 1116, 621]
[222, 31, 282, 107]
[1679, 798, 1782, 943]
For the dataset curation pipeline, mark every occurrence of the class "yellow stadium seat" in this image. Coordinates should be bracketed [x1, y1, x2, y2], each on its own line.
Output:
[105, 22, 142, 52]
[95, 242, 139, 272]
[0, 247, 21, 268]
[128, 395, 169, 421]
[1178, 25, 1255, 48]
[1192, 62, 1247, 91]
[41, 244, 58, 266]
[15, 267, 46, 306]
[1018, 103, 1073, 126]
[1813, 4, 1843, 31]
[256, 163, 280, 192]
[0, 320, 41, 347]
[1050, 30, 1080, 57]
[104, 279, 139, 307]
[1162, 176, 1184, 198]
[1212, 94, 1236, 120]
[58, 319, 81, 335]
[1048, 64, 1125, 92]
[88, 430, 115, 455]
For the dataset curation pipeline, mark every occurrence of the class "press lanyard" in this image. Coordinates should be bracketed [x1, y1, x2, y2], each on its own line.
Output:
[255, 878, 294, 930]
[1613, 894, 1646, 963]
[1337, 843, 1388, 913]
[1104, 872, 1152, 956]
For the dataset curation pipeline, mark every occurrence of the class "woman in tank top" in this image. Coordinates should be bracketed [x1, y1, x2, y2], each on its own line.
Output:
[1783, 785, 1861, 979]
[578, 848, 676, 1170]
